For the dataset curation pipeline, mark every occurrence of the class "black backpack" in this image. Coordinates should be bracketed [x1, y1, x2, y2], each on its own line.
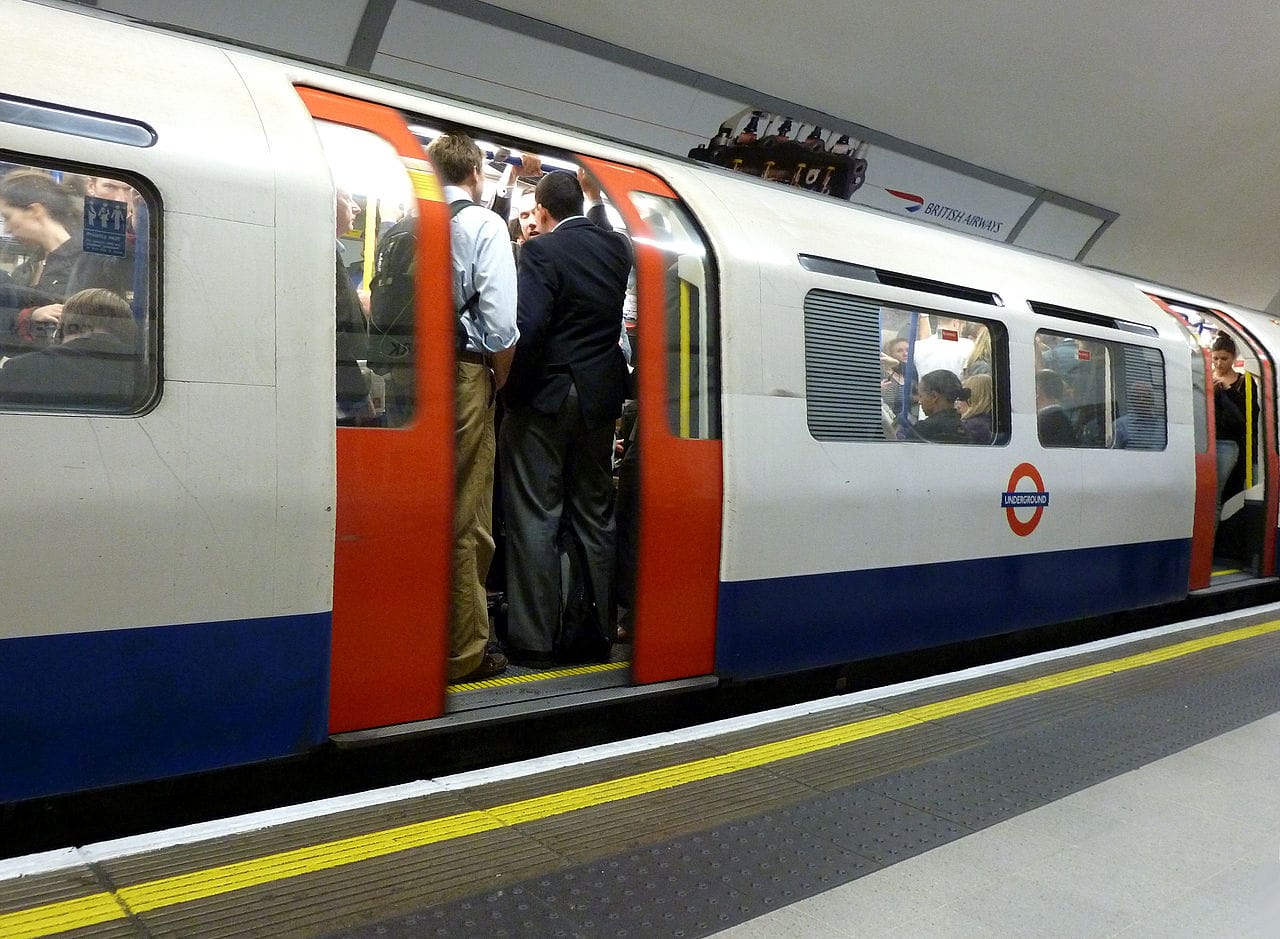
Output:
[368, 198, 479, 371]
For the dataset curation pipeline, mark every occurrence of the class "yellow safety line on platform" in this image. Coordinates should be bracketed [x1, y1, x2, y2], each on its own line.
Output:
[448, 660, 629, 692]
[1211, 568, 1243, 577]
[6, 619, 1279, 938]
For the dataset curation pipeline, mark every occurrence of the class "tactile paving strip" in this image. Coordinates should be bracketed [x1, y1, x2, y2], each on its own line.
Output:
[328, 634, 1280, 938]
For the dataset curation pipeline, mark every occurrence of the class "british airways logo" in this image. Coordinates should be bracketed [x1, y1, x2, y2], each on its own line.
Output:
[886, 188, 924, 212]
[886, 188, 1005, 234]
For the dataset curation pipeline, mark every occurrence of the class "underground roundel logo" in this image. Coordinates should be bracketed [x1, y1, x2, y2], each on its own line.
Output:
[1002, 462, 1049, 537]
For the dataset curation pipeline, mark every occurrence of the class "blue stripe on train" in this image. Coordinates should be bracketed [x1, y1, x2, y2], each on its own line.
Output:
[0, 612, 330, 803]
[716, 540, 1191, 680]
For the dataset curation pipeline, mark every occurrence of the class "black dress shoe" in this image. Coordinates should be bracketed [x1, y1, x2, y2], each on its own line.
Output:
[457, 651, 508, 682]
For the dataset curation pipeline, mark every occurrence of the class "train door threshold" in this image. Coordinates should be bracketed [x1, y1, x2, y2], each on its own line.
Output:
[330, 674, 719, 747]
[1193, 567, 1277, 595]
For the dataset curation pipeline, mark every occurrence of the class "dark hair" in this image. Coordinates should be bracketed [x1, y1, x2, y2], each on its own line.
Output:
[1036, 369, 1066, 401]
[921, 369, 965, 402]
[426, 132, 482, 187]
[534, 170, 583, 223]
[61, 288, 137, 345]
[0, 169, 82, 228]
[508, 216, 522, 241]
[1211, 333, 1237, 357]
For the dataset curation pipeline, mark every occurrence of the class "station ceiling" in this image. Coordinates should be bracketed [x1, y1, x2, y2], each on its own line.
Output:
[77, 0, 1280, 313]
[481, 0, 1280, 313]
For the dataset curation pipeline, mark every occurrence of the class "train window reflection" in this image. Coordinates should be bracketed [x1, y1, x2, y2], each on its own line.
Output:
[626, 192, 721, 440]
[315, 121, 418, 427]
[804, 291, 1007, 446]
[0, 158, 157, 414]
[1034, 330, 1166, 450]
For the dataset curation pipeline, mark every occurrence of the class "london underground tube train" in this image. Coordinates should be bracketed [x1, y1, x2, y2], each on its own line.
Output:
[1, 0, 1276, 806]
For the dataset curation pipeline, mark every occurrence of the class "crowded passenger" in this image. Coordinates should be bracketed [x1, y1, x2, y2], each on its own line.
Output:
[1113, 380, 1162, 449]
[964, 326, 992, 378]
[880, 335, 916, 418]
[429, 132, 519, 682]
[901, 369, 970, 443]
[500, 170, 632, 665]
[515, 189, 539, 244]
[0, 170, 84, 351]
[1211, 333, 1256, 507]
[958, 373, 994, 444]
[1036, 368, 1077, 447]
[77, 176, 139, 304]
[334, 188, 373, 425]
[911, 316, 974, 378]
[0, 287, 139, 407]
[1037, 333, 1086, 388]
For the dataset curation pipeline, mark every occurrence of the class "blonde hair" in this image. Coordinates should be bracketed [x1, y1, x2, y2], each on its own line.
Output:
[967, 328, 991, 371]
[962, 374, 992, 416]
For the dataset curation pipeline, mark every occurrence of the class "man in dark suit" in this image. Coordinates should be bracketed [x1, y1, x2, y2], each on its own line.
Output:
[500, 171, 633, 662]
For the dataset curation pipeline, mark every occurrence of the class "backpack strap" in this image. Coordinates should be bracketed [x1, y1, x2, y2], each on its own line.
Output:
[449, 199, 483, 351]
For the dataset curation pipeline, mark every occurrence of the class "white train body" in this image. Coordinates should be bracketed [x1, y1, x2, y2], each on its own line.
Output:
[0, 0, 1271, 804]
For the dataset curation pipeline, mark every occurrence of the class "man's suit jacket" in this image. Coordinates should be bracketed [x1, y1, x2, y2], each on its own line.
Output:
[506, 216, 632, 429]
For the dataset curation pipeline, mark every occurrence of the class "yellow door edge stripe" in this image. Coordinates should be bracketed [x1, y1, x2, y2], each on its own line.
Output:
[5, 618, 1278, 938]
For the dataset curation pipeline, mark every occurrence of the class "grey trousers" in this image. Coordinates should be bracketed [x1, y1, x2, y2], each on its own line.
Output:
[499, 386, 616, 654]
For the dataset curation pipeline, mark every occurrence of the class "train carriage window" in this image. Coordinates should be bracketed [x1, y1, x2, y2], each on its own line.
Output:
[1034, 329, 1166, 450]
[624, 192, 721, 439]
[804, 289, 1008, 445]
[0, 157, 157, 414]
[314, 122, 417, 427]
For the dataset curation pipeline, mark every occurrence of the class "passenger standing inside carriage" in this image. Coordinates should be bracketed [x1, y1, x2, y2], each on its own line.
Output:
[958, 373, 994, 444]
[500, 170, 633, 663]
[964, 326, 992, 378]
[0, 288, 139, 407]
[1036, 368, 1077, 447]
[901, 369, 970, 443]
[1113, 380, 1162, 449]
[0, 170, 84, 353]
[1211, 333, 1257, 507]
[911, 316, 974, 378]
[427, 132, 519, 682]
[334, 188, 372, 426]
[72, 176, 137, 303]
[881, 336, 917, 418]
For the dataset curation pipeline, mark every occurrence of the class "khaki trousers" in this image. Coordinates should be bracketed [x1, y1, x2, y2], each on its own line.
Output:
[448, 360, 495, 680]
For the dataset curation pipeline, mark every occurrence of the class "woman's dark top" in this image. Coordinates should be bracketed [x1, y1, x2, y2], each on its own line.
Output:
[1, 238, 85, 353]
[1215, 372, 1258, 498]
[961, 411, 993, 444]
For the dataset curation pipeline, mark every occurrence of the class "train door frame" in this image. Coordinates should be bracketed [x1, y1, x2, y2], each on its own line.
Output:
[581, 157, 724, 683]
[1149, 293, 1278, 584]
[1209, 312, 1277, 576]
[298, 87, 456, 732]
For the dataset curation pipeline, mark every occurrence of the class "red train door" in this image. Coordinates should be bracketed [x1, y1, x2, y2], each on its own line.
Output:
[298, 88, 455, 732]
[582, 157, 723, 683]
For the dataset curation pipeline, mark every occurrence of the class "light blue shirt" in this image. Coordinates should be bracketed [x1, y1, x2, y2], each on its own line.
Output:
[444, 185, 518, 354]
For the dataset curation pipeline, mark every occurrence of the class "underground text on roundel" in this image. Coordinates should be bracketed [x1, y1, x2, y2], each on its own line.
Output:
[1001, 491, 1050, 507]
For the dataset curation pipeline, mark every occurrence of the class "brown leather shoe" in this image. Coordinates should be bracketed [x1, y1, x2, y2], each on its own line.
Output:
[458, 651, 508, 682]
